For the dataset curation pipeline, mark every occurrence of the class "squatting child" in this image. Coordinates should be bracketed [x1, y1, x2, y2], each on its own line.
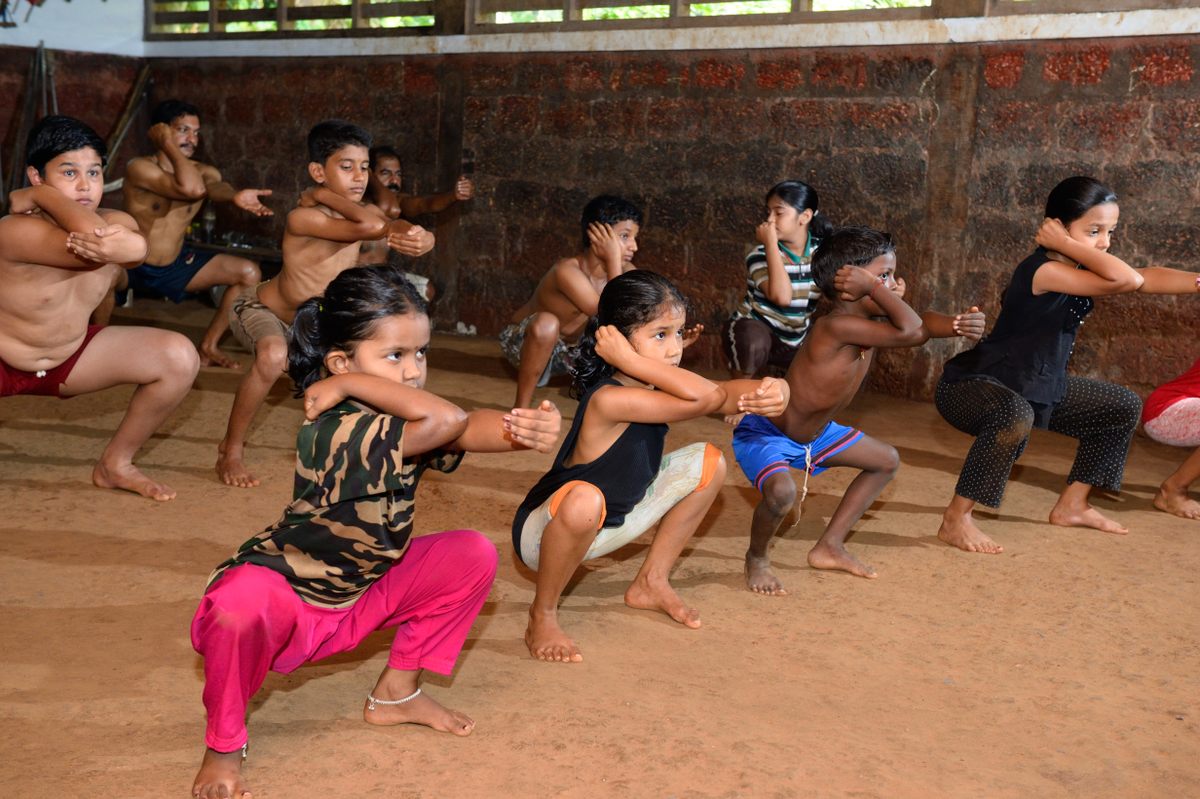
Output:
[0, 115, 199, 501]
[216, 119, 434, 488]
[513, 270, 789, 664]
[735, 226, 985, 592]
[192, 265, 561, 799]
[502, 195, 645, 409]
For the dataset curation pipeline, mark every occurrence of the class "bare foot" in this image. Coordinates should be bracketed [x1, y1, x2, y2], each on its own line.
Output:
[744, 552, 787, 595]
[363, 690, 475, 736]
[1153, 485, 1200, 520]
[216, 444, 261, 488]
[92, 459, 176, 501]
[807, 542, 877, 578]
[937, 513, 1004, 554]
[199, 343, 242, 370]
[192, 747, 250, 799]
[624, 576, 701, 628]
[525, 609, 583, 663]
[1049, 504, 1128, 534]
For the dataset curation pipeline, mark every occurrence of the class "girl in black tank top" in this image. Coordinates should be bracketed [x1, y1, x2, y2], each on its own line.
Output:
[514, 271, 791, 664]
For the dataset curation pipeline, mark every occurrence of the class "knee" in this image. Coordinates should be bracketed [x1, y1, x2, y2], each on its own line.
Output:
[528, 313, 560, 344]
[238, 260, 262, 286]
[761, 473, 797, 517]
[162, 332, 201, 383]
[449, 529, 499, 580]
[1114, 386, 1143, 428]
[554, 484, 605, 533]
[994, 403, 1035, 447]
[255, 338, 288, 376]
[698, 444, 726, 492]
[877, 445, 901, 478]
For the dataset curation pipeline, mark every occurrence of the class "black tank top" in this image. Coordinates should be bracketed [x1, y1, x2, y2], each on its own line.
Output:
[512, 377, 668, 551]
[942, 247, 1094, 427]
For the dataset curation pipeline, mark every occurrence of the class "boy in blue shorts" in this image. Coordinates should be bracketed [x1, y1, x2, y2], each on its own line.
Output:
[734, 226, 984, 592]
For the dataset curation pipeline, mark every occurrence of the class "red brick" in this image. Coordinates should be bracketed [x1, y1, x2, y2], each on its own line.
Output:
[1042, 46, 1110, 85]
[645, 97, 704, 139]
[1061, 104, 1147, 150]
[562, 59, 606, 92]
[755, 58, 806, 90]
[618, 60, 676, 89]
[1132, 46, 1193, 88]
[543, 98, 595, 138]
[1150, 98, 1200, 151]
[590, 98, 649, 141]
[693, 58, 745, 90]
[812, 54, 867, 90]
[983, 50, 1025, 89]
[494, 96, 540, 137]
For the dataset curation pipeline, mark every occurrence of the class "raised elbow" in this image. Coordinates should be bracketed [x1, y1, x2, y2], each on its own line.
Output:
[359, 218, 390, 241]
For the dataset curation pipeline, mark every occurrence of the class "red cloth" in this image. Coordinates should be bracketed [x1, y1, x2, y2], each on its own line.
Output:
[0, 325, 103, 398]
[1143, 357, 1200, 424]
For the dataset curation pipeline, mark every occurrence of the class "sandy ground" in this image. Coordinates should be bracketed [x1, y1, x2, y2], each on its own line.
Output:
[1, 299, 1198, 798]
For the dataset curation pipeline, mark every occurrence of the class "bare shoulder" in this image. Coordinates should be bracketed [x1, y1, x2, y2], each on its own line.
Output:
[124, 156, 162, 181]
[197, 162, 222, 183]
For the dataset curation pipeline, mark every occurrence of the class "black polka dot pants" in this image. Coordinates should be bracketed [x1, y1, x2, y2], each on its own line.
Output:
[935, 376, 1141, 508]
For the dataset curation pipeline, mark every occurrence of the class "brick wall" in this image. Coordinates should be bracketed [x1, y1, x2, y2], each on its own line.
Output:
[3, 37, 1197, 397]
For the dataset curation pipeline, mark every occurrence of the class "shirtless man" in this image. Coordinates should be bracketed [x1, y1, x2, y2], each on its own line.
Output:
[357, 144, 475, 301]
[216, 119, 434, 488]
[501, 195, 641, 409]
[0, 116, 199, 500]
[123, 100, 273, 369]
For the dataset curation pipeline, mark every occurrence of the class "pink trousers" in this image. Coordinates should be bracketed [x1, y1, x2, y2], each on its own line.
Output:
[191, 529, 498, 752]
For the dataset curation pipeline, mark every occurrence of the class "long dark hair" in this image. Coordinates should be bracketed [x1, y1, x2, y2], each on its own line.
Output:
[766, 180, 834, 240]
[1045, 176, 1117, 226]
[288, 264, 428, 395]
[571, 270, 687, 399]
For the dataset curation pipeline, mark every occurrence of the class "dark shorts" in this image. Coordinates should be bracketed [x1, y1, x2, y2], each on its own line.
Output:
[127, 244, 215, 303]
[0, 325, 104, 398]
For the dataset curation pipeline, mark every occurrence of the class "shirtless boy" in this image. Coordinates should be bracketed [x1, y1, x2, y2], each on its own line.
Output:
[122, 100, 273, 368]
[0, 116, 199, 500]
[216, 119, 433, 488]
[357, 144, 466, 300]
[502, 195, 641, 409]
[734, 226, 985, 591]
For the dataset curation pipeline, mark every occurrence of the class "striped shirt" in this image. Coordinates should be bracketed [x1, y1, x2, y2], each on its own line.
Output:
[731, 236, 819, 348]
[208, 401, 462, 608]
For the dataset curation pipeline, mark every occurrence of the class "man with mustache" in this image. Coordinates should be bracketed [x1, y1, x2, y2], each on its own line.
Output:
[122, 100, 273, 369]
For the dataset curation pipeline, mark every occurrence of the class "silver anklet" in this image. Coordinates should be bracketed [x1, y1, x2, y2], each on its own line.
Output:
[366, 688, 421, 711]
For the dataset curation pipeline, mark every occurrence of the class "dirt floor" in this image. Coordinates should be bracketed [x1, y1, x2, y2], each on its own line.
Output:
[1, 299, 1198, 798]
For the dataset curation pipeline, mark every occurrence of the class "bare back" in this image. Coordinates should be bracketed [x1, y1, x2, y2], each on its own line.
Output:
[0, 209, 127, 371]
[123, 156, 220, 265]
[510, 254, 609, 343]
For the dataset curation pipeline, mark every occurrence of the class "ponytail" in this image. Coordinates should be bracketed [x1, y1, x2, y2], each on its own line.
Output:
[569, 270, 687, 399]
[287, 297, 326, 395]
[808, 209, 834, 241]
[569, 317, 612, 399]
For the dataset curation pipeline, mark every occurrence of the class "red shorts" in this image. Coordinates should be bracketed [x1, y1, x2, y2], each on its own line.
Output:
[0, 325, 103, 398]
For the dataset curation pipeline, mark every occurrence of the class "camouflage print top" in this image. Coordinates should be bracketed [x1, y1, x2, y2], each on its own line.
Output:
[208, 400, 462, 608]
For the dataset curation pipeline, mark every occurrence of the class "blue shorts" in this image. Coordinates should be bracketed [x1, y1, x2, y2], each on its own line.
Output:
[127, 244, 215, 303]
[732, 413, 864, 492]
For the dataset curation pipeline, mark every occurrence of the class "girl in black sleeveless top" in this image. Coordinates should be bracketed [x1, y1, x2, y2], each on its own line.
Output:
[514, 271, 790, 664]
[935, 176, 1200, 555]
